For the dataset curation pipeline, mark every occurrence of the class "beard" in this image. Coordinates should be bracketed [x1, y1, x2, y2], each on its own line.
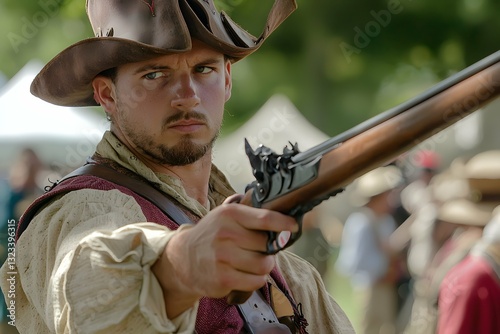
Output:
[117, 102, 220, 166]
[133, 131, 218, 166]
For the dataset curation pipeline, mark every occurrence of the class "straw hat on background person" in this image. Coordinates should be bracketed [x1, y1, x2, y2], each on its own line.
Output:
[349, 165, 403, 207]
[437, 150, 500, 227]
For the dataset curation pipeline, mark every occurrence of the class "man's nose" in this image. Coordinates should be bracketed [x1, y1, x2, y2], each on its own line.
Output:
[171, 75, 201, 111]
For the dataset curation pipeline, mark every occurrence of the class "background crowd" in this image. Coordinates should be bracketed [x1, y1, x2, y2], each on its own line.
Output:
[297, 148, 500, 334]
[2, 132, 500, 333]
[2, 125, 500, 334]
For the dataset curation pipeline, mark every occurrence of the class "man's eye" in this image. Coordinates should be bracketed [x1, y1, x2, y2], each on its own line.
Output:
[196, 66, 213, 74]
[144, 72, 165, 80]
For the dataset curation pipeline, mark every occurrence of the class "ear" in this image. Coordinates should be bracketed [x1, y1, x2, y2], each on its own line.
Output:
[92, 76, 117, 115]
[224, 60, 232, 102]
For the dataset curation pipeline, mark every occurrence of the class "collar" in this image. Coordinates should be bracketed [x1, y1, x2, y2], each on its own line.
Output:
[95, 131, 236, 217]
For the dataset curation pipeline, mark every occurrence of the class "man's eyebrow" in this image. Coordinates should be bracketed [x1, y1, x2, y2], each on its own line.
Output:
[197, 57, 225, 65]
[133, 64, 169, 75]
[132, 56, 225, 75]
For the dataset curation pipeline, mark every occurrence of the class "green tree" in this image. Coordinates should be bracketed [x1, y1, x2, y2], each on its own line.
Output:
[2, 0, 499, 136]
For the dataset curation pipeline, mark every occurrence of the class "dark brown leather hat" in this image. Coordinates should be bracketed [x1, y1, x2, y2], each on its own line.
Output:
[31, 0, 297, 107]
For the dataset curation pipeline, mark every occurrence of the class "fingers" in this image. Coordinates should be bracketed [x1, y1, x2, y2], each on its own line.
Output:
[160, 202, 296, 300]
[170, 227, 274, 298]
[205, 250, 275, 297]
[209, 263, 270, 297]
[214, 240, 276, 275]
[218, 202, 299, 234]
[215, 226, 269, 252]
[205, 204, 298, 254]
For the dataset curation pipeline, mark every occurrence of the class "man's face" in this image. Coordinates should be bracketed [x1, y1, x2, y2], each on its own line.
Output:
[104, 40, 232, 166]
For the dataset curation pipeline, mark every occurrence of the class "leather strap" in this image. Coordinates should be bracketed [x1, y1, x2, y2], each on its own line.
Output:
[238, 291, 292, 334]
[60, 163, 193, 226]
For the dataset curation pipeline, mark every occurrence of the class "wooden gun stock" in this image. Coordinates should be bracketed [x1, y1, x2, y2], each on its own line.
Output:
[228, 52, 500, 304]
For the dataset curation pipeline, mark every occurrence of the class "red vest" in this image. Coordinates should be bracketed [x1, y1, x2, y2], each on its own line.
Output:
[17, 174, 308, 333]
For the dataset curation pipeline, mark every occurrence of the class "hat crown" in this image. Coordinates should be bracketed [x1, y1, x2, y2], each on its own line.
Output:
[87, 0, 183, 47]
[437, 150, 500, 226]
[465, 150, 500, 179]
[465, 150, 500, 198]
[354, 166, 402, 199]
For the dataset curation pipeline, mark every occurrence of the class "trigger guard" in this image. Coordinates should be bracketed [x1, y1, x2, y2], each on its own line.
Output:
[265, 215, 303, 255]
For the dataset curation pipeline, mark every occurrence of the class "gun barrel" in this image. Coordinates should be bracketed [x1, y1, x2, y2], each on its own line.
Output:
[293, 50, 500, 164]
[256, 57, 500, 213]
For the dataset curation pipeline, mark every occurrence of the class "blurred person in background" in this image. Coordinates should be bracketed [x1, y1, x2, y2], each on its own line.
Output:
[402, 162, 466, 334]
[335, 165, 404, 334]
[404, 150, 500, 334]
[0, 148, 46, 222]
[388, 150, 441, 331]
[0, 148, 46, 332]
[437, 207, 500, 334]
[400, 150, 441, 216]
[437, 151, 500, 334]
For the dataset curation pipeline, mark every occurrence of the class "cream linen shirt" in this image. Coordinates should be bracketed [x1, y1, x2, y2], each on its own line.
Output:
[0, 131, 354, 334]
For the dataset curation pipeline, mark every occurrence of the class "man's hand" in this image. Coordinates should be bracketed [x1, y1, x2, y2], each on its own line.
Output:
[151, 201, 298, 318]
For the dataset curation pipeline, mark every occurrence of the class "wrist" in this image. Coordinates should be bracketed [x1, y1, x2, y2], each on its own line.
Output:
[152, 226, 201, 318]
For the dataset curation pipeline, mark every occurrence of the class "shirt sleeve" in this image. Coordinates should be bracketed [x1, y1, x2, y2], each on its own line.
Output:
[14, 188, 197, 334]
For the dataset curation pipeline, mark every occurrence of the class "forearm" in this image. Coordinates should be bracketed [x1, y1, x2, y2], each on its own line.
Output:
[52, 223, 197, 333]
[152, 224, 202, 318]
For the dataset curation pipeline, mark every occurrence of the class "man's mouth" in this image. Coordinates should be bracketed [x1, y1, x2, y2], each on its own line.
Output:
[169, 119, 205, 133]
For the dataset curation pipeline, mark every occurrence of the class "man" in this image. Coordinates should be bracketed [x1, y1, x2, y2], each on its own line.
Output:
[335, 165, 403, 334]
[437, 150, 500, 334]
[401, 164, 464, 334]
[0, 0, 354, 333]
[437, 209, 500, 334]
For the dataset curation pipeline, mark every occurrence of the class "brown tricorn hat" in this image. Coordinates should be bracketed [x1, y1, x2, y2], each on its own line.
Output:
[31, 0, 297, 107]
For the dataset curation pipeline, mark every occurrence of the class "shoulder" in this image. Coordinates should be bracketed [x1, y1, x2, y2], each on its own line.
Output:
[20, 188, 148, 246]
[18, 170, 176, 239]
[441, 255, 499, 302]
[34, 187, 146, 224]
[445, 256, 495, 283]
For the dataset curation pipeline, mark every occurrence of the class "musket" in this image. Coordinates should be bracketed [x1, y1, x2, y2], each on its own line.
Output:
[228, 50, 500, 304]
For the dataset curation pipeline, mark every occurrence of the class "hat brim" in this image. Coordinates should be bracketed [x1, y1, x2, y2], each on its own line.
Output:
[438, 199, 499, 227]
[31, 38, 182, 107]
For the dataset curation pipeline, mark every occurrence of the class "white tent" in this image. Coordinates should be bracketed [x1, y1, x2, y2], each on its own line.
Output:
[0, 60, 108, 174]
[214, 94, 330, 192]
